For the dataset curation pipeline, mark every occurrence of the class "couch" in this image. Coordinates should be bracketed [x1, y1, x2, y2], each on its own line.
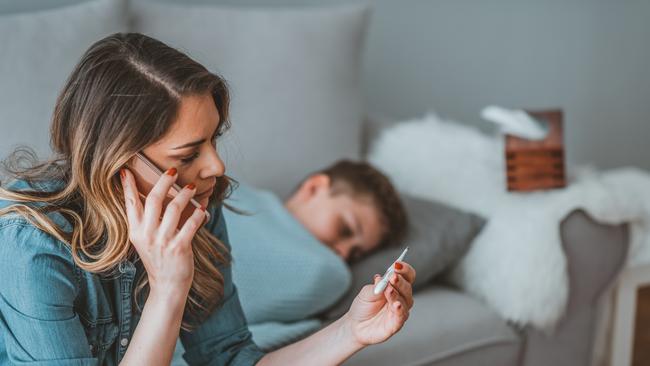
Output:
[0, 1, 631, 365]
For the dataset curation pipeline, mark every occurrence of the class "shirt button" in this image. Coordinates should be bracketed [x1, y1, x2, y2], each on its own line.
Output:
[120, 338, 129, 347]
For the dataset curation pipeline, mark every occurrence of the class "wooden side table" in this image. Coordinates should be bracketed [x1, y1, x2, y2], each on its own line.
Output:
[611, 264, 650, 366]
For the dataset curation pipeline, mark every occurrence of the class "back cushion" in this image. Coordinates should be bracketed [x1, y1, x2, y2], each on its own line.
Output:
[131, 1, 370, 197]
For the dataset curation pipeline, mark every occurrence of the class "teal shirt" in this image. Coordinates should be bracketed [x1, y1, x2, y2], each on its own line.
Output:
[0, 179, 265, 365]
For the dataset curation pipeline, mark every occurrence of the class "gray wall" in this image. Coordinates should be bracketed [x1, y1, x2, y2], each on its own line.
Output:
[3, 0, 649, 171]
[226, 0, 650, 172]
[175, 0, 650, 171]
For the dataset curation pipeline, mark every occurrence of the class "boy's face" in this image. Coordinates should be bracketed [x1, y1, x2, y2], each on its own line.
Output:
[285, 174, 384, 262]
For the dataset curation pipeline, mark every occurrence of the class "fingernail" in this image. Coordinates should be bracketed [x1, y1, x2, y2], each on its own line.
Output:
[166, 167, 177, 176]
[119, 168, 126, 179]
[185, 183, 196, 190]
[200, 205, 206, 212]
[395, 262, 403, 270]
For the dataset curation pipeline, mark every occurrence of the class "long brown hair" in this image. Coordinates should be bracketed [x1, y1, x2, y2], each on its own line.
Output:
[0, 32, 235, 330]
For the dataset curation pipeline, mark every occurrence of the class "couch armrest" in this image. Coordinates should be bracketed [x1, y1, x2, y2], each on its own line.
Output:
[521, 209, 629, 366]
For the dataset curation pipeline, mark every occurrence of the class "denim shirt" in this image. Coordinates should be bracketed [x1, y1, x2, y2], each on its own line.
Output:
[0, 179, 266, 365]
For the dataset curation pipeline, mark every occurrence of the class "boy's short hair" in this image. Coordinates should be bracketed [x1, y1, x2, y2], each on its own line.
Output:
[312, 159, 408, 252]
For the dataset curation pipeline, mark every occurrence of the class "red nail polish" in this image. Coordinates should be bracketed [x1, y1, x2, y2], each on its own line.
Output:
[166, 167, 177, 176]
[119, 168, 126, 179]
[395, 262, 403, 270]
[185, 183, 196, 190]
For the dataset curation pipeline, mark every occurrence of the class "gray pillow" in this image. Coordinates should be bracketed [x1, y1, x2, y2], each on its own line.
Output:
[319, 193, 486, 320]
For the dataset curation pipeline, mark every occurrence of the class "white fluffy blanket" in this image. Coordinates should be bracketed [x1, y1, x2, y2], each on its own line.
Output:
[367, 113, 650, 331]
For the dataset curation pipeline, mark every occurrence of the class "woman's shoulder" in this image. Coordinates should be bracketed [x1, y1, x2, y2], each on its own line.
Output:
[0, 215, 76, 266]
[0, 179, 76, 262]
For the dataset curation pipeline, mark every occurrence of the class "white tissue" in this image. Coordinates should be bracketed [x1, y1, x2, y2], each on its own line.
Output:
[481, 105, 548, 140]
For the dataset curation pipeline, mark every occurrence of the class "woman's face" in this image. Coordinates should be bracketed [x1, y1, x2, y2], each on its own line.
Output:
[141, 93, 225, 208]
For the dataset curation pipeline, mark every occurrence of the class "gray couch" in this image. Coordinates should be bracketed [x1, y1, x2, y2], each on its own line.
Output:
[0, 1, 631, 365]
[342, 209, 628, 366]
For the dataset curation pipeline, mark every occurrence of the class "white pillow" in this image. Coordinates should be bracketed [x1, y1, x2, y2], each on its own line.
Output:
[368, 113, 506, 216]
[0, 0, 126, 162]
[130, 2, 370, 198]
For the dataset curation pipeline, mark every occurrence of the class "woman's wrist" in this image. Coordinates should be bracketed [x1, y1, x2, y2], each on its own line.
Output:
[337, 312, 366, 353]
[148, 285, 189, 310]
[121, 282, 188, 365]
[257, 311, 367, 366]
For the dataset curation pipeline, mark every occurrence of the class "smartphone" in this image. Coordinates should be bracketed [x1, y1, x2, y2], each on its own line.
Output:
[125, 152, 210, 228]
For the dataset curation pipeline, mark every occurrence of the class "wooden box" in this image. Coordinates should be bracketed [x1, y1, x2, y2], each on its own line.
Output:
[505, 109, 566, 192]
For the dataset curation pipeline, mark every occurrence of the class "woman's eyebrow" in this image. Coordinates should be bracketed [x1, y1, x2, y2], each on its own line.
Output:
[171, 139, 205, 150]
[170, 122, 221, 150]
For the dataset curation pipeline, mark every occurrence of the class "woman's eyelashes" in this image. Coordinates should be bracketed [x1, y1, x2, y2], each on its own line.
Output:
[179, 132, 223, 164]
[180, 152, 199, 164]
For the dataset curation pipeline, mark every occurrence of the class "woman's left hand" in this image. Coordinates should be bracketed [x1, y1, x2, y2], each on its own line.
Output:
[344, 261, 416, 346]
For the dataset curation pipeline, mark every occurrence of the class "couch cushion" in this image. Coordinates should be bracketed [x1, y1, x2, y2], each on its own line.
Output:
[343, 286, 522, 366]
[131, 1, 370, 198]
[0, 0, 126, 164]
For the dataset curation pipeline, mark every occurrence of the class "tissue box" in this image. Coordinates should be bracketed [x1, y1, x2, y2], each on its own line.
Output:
[505, 109, 566, 192]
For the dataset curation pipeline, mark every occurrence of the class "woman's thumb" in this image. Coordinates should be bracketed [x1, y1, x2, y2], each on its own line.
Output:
[357, 274, 384, 301]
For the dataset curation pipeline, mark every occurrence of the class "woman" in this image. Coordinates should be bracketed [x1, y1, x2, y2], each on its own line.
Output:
[0, 33, 415, 365]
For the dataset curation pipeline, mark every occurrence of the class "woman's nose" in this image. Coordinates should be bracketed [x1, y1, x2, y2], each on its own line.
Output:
[202, 148, 225, 178]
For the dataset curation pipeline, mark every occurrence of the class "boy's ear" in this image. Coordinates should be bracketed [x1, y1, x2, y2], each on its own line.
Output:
[302, 173, 331, 196]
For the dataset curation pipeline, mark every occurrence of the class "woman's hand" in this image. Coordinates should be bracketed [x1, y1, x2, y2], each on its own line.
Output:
[120, 167, 206, 299]
[344, 261, 416, 346]
[256, 262, 415, 366]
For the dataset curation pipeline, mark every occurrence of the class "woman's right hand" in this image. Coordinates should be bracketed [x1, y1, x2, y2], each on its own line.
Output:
[119, 167, 206, 299]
